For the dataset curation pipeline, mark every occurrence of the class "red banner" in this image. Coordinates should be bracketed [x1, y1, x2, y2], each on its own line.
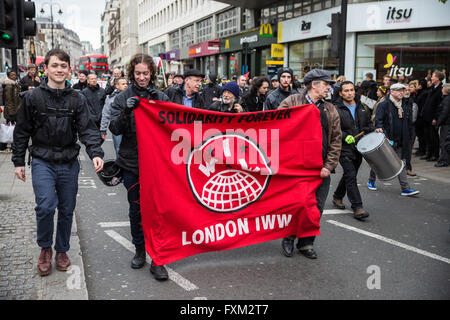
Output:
[135, 100, 324, 266]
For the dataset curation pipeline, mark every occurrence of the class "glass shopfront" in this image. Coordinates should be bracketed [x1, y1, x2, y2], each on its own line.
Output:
[356, 29, 450, 83]
[288, 38, 339, 80]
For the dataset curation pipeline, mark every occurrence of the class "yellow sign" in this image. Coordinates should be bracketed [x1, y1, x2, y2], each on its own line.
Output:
[271, 44, 284, 58]
[259, 24, 273, 38]
[225, 39, 230, 49]
[266, 60, 284, 65]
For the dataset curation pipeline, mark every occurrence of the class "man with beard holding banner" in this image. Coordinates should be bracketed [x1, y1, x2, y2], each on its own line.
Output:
[278, 69, 342, 259]
[109, 53, 170, 281]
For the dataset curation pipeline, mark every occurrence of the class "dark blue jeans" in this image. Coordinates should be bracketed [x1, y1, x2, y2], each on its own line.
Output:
[122, 170, 145, 247]
[31, 158, 79, 253]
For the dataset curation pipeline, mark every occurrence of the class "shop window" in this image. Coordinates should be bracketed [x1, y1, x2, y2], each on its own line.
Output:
[356, 29, 450, 83]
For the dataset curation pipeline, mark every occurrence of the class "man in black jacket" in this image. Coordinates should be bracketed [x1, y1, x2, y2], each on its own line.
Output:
[263, 67, 297, 111]
[19, 64, 41, 91]
[202, 73, 222, 108]
[332, 81, 373, 220]
[421, 70, 444, 161]
[12, 49, 104, 277]
[375, 83, 419, 197]
[165, 69, 205, 108]
[73, 70, 88, 91]
[109, 53, 170, 281]
[436, 84, 450, 167]
[82, 73, 106, 129]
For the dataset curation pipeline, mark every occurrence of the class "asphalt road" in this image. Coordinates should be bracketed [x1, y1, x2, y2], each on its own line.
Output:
[75, 137, 450, 300]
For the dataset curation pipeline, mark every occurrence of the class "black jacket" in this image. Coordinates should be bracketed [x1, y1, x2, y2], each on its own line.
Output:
[335, 97, 373, 160]
[109, 83, 169, 176]
[263, 87, 299, 111]
[19, 74, 40, 92]
[241, 92, 266, 112]
[202, 83, 222, 108]
[73, 80, 88, 91]
[82, 84, 106, 124]
[165, 84, 205, 109]
[437, 95, 450, 127]
[208, 100, 248, 113]
[422, 83, 443, 123]
[12, 80, 104, 166]
[375, 96, 413, 158]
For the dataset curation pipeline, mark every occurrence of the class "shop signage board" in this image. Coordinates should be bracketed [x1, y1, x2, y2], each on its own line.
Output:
[220, 24, 278, 53]
[271, 44, 285, 58]
[346, 0, 449, 32]
[278, 0, 449, 43]
[189, 40, 220, 58]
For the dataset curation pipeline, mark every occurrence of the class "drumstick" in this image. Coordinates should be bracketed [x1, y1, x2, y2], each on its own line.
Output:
[354, 131, 365, 139]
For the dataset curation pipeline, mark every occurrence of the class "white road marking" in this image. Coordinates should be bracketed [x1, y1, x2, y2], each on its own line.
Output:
[107, 193, 117, 196]
[323, 209, 353, 215]
[327, 220, 450, 264]
[104, 230, 199, 291]
[98, 222, 130, 228]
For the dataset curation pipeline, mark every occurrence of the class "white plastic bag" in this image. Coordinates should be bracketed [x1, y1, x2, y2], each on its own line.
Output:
[0, 124, 14, 143]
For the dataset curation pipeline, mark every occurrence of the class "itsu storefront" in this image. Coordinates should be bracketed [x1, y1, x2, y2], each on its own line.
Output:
[350, 0, 450, 83]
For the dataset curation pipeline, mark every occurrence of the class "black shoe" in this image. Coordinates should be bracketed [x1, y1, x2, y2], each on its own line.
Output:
[131, 244, 146, 269]
[434, 162, 449, 167]
[281, 238, 294, 257]
[150, 263, 169, 281]
[299, 248, 317, 259]
[427, 156, 438, 162]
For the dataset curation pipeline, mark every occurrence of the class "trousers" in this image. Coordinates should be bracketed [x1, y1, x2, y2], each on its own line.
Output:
[31, 157, 79, 252]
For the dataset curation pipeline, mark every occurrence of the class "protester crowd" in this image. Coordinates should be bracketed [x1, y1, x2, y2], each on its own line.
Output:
[3, 49, 450, 282]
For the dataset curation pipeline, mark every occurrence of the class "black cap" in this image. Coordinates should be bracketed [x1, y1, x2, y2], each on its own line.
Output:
[303, 69, 335, 84]
[184, 69, 205, 78]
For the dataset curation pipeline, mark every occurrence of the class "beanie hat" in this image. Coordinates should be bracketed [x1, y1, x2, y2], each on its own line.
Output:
[223, 81, 240, 98]
[277, 67, 293, 80]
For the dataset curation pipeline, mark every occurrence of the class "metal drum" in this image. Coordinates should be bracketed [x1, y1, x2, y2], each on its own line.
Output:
[356, 132, 404, 181]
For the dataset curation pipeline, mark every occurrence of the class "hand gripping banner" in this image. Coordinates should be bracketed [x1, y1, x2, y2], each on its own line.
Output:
[134, 100, 324, 266]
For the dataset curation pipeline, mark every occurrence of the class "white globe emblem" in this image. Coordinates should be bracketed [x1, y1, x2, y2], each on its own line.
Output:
[187, 133, 274, 213]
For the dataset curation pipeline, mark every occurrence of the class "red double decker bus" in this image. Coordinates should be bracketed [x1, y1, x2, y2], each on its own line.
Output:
[76, 54, 109, 76]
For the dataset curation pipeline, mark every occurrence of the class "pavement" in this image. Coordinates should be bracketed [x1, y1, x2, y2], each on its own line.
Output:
[0, 144, 449, 300]
[0, 150, 88, 300]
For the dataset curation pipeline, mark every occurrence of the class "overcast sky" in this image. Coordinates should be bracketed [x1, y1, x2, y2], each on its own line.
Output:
[35, 0, 106, 49]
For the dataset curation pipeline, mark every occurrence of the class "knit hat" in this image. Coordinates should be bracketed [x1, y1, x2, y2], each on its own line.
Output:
[222, 81, 240, 98]
[277, 67, 293, 80]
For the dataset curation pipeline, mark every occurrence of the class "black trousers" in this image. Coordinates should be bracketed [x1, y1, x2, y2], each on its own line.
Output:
[333, 154, 363, 211]
[424, 124, 440, 158]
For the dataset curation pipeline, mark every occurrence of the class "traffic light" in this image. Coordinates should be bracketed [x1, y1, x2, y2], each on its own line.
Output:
[17, 0, 36, 49]
[0, 0, 19, 49]
[327, 13, 341, 59]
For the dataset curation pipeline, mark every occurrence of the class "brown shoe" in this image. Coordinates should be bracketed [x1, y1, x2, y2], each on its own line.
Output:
[37, 247, 53, 276]
[332, 198, 346, 210]
[55, 252, 71, 271]
[354, 208, 369, 221]
[406, 170, 416, 176]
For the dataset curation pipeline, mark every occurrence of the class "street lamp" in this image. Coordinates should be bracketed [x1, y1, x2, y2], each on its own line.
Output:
[40, 1, 63, 49]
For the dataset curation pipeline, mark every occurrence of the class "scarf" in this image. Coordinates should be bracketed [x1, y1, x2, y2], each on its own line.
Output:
[389, 95, 403, 119]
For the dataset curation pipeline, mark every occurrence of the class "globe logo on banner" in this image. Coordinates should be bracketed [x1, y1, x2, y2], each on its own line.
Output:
[187, 133, 274, 213]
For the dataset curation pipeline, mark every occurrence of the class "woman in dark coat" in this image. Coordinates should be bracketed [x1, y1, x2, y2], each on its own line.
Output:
[241, 76, 270, 112]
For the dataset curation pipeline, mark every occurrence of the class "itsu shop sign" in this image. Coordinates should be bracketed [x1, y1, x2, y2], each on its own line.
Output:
[384, 53, 414, 77]
[385, 6, 413, 24]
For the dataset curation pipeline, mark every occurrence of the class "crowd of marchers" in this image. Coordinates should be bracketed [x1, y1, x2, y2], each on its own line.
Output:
[2, 49, 449, 282]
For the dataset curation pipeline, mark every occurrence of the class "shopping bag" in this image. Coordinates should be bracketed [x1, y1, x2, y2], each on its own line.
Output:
[0, 124, 14, 143]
